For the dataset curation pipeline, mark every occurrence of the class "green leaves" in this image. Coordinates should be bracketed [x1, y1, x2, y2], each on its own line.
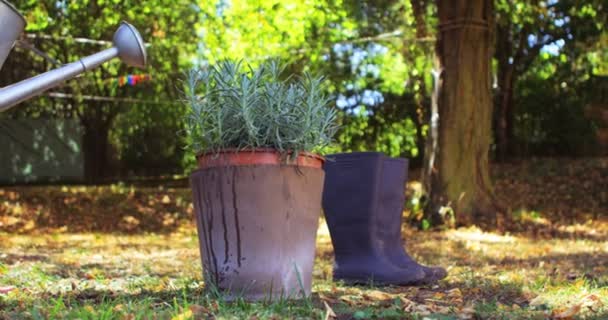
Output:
[184, 60, 338, 155]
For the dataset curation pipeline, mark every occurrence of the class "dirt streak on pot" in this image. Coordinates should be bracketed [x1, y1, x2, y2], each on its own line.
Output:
[193, 172, 218, 283]
[202, 173, 220, 283]
[231, 167, 243, 267]
[217, 170, 230, 265]
[193, 179, 211, 272]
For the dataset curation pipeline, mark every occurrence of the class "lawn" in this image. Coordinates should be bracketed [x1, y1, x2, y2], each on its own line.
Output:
[1, 223, 606, 319]
[0, 158, 607, 319]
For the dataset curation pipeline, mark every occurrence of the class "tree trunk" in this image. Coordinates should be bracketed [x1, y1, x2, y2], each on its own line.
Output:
[425, 0, 505, 229]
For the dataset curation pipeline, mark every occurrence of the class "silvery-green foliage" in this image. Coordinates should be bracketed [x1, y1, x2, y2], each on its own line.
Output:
[184, 60, 338, 156]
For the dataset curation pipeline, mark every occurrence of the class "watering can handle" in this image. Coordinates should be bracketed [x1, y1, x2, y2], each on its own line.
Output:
[14, 40, 61, 66]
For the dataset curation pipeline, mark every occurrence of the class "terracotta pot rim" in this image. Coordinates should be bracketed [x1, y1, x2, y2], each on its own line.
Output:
[195, 148, 325, 169]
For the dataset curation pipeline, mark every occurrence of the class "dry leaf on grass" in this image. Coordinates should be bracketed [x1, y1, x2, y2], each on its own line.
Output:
[529, 295, 545, 307]
[190, 304, 211, 318]
[457, 305, 476, 319]
[399, 296, 417, 313]
[363, 290, 394, 301]
[323, 301, 336, 320]
[399, 296, 440, 316]
[412, 304, 432, 316]
[318, 293, 339, 304]
[447, 288, 464, 305]
[429, 304, 452, 314]
[580, 294, 604, 311]
[551, 304, 582, 319]
[551, 294, 604, 319]
[339, 295, 361, 306]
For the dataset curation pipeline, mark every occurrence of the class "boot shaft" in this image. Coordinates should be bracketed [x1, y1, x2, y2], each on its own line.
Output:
[378, 157, 409, 241]
[322, 152, 384, 227]
[323, 153, 409, 229]
[322, 152, 384, 254]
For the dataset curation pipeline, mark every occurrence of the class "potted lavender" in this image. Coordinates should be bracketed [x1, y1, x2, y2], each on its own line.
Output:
[184, 60, 337, 300]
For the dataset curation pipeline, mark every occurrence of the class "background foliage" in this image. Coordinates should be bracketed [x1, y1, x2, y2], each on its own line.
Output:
[2, 0, 607, 180]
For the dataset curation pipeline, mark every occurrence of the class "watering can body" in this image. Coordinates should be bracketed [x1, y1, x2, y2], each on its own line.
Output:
[0, 0, 26, 71]
[0, 0, 147, 112]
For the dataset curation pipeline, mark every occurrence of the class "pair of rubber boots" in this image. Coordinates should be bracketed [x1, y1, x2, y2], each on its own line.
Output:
[322, 152, 447, 285]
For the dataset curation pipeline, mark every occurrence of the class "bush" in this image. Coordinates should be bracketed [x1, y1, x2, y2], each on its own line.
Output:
[111, 103, 187, 176]
[514, 75, 596, 156]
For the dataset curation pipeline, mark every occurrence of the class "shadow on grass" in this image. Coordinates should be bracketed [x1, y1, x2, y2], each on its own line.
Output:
[0, 185, 194, 234]
[507, 221, 608, 242]
[0, 253, 49, 264]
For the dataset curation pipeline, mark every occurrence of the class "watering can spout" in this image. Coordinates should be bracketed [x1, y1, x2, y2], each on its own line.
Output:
[0, 0, 148, 112]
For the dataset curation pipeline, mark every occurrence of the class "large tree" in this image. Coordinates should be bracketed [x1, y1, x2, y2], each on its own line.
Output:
[424, 0, 504, 228]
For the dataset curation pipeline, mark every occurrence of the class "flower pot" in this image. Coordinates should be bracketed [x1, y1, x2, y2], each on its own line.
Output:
[190, 149, 324, 301]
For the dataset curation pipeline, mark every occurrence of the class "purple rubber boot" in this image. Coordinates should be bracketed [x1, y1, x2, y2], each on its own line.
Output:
[322, 152, 425, 285]
[380, 156, 447, 284]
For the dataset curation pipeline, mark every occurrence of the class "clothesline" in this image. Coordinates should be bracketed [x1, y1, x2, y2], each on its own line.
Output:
[45, 92, 180, 106]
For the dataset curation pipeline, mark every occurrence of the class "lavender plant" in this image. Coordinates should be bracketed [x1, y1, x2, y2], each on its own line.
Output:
[184, 60, 338, 156]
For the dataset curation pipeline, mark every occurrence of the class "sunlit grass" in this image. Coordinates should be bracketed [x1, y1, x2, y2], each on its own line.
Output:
[1, 221, 606, 319]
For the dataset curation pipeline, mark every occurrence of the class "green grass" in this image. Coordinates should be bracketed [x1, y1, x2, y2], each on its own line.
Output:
[1, 223, 607, 319]
[1, 158, 607, 320]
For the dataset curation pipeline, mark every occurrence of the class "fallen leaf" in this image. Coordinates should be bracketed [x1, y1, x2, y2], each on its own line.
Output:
[458, 305, 476, 319]
[363, 290, 394, 301]
[413, 304, 431, 316]
[447, 288, 462, 297]
[162, 195, 171, 204]
[458, 313, 474, 320]
[323, 301, 336, 320]
[579, 294, 604, 313]
[551, 305, 581, 319]
[529, 295, 545, 306]
[399, 296, 417, 312]
[447, 287, 464, 305]
[552, 294, 605, 319]
[190, 304, 210, 318]
[429, 291, 446, 301]
[339, 295, 360, 306]
[431, 305, 452, 314]
[318, 293, 339, 304]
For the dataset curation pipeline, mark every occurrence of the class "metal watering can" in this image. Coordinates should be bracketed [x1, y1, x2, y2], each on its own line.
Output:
[0, 0, 147, 112]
